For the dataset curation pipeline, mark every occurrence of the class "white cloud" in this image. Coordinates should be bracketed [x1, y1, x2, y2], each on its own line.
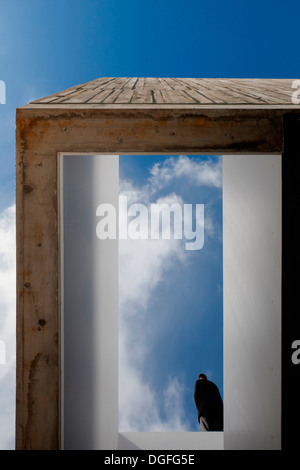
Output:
[119, 180, 191, 431]
[119, 191, 186, 311]
[149, 155, 222, 191]
[119, 179, 149, 205]
[120, 155, 222, 204]
[119, 316, 190, 432]
[0, 205, 16, 449]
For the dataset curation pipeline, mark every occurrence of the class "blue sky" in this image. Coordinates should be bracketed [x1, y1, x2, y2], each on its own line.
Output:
[1, 0, 300, 208]
[118, 155, 222, 431]
[0, 0, 299, 449]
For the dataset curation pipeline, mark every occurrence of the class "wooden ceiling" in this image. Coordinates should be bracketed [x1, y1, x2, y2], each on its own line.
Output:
[30, 77, 297, 106]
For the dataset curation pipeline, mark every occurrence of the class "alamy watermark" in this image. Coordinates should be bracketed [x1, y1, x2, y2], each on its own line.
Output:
[291, 80, 300, 104]
[291, 340, 300, 365]
[96, 196, 205, 251]
[0, 80, 6, 104]
[0, 340, 6, 365]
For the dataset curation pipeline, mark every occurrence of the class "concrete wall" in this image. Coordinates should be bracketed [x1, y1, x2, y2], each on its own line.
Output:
[223, 154, 281, 449]
[61, 154, 119, 449]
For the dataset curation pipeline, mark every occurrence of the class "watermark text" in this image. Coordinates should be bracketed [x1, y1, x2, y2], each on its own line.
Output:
[96, 196, 204, 251]
[291, 80, 300, 105]
[291, 340, 300, 365]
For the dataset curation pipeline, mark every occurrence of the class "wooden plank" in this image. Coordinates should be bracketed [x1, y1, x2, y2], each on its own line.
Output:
[213, 80, 272, 104]
[79, 79, 116, 90]
[174, 89, 199, 104]
[109, 77, 130, 90]
[44, 88, 87, 104]
[143, 78, 164, 102]
[61, 88, 108, 104]
[186, 78, 292, 105]
[131, 87, 153, 104]
[181, 88, 215, 104]
[203, 78, 294, 99]
[178, 78, 228, 104]
[133, 77, 145, 90]
[32, 87, 83, 104]
[158, 78, 174, 90]
[85, 88, 116, 104]
[208, 81, 272, 104]
[31, 78, 117, 104]
[244, 78, 294, 93]
[125, 77, 139, 89]
[144, 77, 159, 89]
[163, 77, 188, 90]
[90, 78, 135, 104]
[113, 87, 135, 104]
[198, 79, 268, 104]
[32, 78, 297, 106]
[218, 79, 274, 103]
[41, 82, 118, 104]
[65, 79, 119, 99]
[158, 78, 199, 104]
[150, 89, 166, 104]
[160, 88, 196, 104]
[265, 79, 295, 95]
[172, 79, 215, 104]
[224, 79, 294, 102]
[101, 88, 123, 104]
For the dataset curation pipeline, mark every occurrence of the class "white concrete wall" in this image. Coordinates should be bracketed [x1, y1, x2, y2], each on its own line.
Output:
[61, 154, 119, 450]
[223, 155, 282, 450]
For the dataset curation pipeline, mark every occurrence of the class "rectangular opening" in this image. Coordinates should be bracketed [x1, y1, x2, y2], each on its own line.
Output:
[59, 153, 281, 450]
[118, 155, 223, 432]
